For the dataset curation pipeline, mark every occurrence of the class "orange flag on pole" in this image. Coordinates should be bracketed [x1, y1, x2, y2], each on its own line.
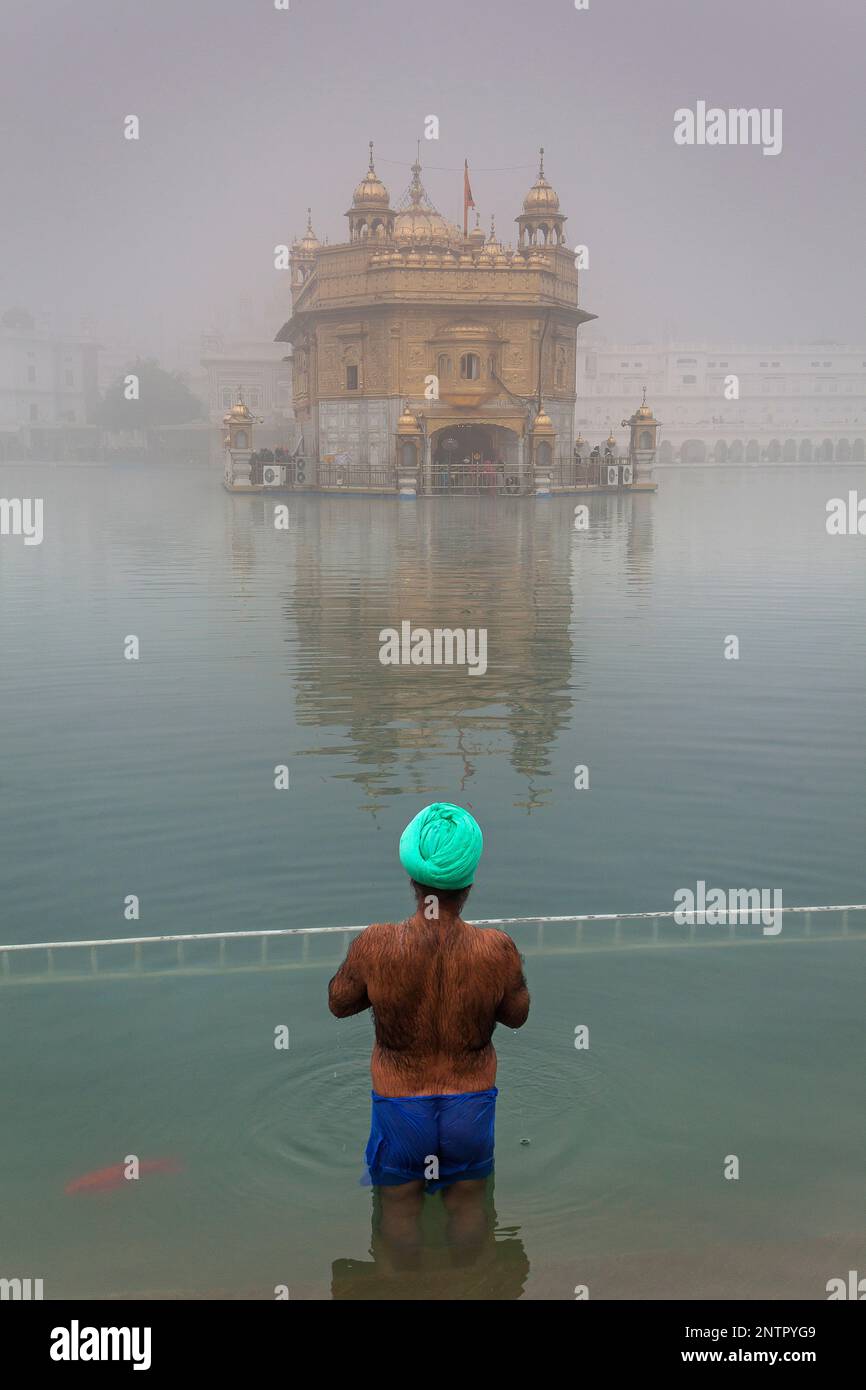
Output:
[463, 160, 475, 238]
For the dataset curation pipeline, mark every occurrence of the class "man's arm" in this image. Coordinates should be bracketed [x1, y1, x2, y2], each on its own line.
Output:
[328, 931, 372, 1018]
[493, 932, 530, 1028]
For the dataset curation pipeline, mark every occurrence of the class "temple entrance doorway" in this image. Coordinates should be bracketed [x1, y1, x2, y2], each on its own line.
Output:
[431, 424, 520, 494]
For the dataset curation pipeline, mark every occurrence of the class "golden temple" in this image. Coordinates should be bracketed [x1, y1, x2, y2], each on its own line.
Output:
[223, 143, 658, 494]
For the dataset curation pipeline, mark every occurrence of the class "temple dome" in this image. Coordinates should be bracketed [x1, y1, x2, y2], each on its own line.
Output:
[352, 143, 390, 208]
[521, 148, 562, 213]
[394, 153, 461, 244]
[394, 205, 460, 243]
[468, 216, 486, 246]
[293, 209, 320, 255]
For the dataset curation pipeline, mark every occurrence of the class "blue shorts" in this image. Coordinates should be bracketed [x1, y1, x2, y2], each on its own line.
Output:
[363, 1087, 497, 1191]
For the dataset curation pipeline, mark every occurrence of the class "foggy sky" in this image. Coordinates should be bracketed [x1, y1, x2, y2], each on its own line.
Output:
[4, 0, 864, 364]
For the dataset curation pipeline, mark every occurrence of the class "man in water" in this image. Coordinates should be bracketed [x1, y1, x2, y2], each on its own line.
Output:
[328, 802, 529, 1227]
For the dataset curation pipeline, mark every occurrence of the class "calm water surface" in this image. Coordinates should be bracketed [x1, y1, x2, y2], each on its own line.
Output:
[1, 462, 864, 1298]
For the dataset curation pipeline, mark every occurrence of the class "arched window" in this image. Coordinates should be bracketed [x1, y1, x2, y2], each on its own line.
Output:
[460, 353, 480, 380]
[488, 354, 498, 377]
[639, 430, 652, 449]
[346, 365, 359, 390]
[235, 430, 248, 450]
[437, 354, 451, 378]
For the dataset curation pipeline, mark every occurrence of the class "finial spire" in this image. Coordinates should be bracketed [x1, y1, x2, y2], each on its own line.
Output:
[642, 384, 647, 406]
[368, 140, 375, 172]
[489, 213, 496, 241]
[409, 145, 423, 205]
[306, 207, 313, 233]
[539, 145, 545, 177]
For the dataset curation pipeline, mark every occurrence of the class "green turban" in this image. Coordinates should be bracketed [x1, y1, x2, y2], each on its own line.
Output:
[399, 802, 483, 889]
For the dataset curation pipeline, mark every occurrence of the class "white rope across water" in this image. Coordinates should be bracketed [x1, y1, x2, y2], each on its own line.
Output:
[1, 904, 864, 955]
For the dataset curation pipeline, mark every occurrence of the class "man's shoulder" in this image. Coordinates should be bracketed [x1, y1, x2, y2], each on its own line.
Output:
[472, 925, 521, 957]
[353, 920, 405, 950]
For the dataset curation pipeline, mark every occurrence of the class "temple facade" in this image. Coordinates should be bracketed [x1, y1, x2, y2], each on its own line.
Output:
[224, 144, 656, 494]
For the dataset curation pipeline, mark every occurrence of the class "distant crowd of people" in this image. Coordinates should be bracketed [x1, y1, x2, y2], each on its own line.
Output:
[573, 444, 616, 466]
[435, 453, 520, 494]
[249, 446, 294, 466]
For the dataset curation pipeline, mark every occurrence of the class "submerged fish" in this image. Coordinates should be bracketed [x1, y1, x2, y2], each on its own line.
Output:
[64, 1157, 182, 1195]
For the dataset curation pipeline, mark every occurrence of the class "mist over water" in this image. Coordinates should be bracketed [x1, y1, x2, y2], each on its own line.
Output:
[0, 462, 863, 1298]
[4, 0, 866, 1314]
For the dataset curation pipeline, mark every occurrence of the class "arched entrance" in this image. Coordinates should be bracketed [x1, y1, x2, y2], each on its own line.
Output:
[431, 424, 520, 494]
[681, 438, 706, 463]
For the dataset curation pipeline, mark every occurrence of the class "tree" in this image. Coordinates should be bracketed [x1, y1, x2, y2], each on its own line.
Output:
[97, 358, 205, 430]
[1, 306, 36, 332]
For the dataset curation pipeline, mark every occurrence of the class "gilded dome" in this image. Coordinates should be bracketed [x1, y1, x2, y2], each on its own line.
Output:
[353, 142, 390, 208]
[393, 154, 461, 245]
[468, 215, 486, 245]
[522, 147, 561, 213]
[293, 208, 320, 255]
[636, 387, 653, 418]
[397, 402, 421, 434]
[394, 205, 461, 243]
[223, 391, 253, 425]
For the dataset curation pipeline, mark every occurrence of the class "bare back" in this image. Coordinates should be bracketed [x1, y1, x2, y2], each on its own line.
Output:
[328, 916, 530, 1096]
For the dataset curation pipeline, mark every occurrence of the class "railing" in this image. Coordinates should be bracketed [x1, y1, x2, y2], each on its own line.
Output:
[429, 463, 525, 495]
[317, 463, 396, 491]
[1, 904, 862, 986]
[552, 456, 634, 488]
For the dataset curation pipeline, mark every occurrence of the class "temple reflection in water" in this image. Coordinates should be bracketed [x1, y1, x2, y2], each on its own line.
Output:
[223, 490, 654, 813]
